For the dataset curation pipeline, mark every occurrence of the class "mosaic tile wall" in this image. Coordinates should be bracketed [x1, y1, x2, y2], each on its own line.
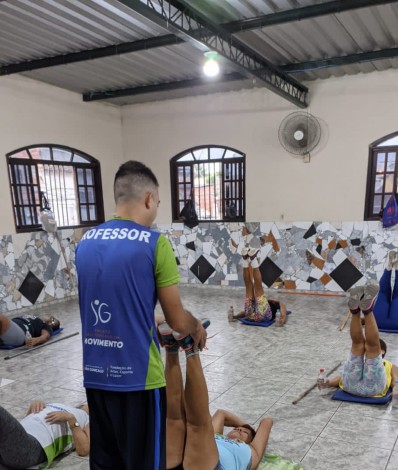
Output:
[157, 221, 398, 292]
[0, 229, 79, 314]
[0, 220, 396, 314]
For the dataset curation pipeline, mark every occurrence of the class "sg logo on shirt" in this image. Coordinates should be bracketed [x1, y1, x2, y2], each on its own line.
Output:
[91, 300, 112, 326]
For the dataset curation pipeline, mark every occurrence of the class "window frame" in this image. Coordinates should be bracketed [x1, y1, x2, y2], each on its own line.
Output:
[170, 145, 246, 223]
[364, 132, 398, 220]
[6, 144, 105, 233]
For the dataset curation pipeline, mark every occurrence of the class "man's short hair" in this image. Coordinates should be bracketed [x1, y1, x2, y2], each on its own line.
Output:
[380, 338, 387, 358]
[114, 161, 159, 204]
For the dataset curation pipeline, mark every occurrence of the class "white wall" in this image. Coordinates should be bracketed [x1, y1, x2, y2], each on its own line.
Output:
[121, 69, 398, 223]
[0, 76, 123, 234]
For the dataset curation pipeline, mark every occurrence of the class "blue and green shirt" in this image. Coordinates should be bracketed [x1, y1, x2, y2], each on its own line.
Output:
[76, 218, 179, 391]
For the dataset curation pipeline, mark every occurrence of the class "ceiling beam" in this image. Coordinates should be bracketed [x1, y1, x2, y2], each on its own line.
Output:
[113, 0, 308, 107]
[83, 72, 245, 101]
[2, 0, 393, 76]
[281, 47, 398, 73]
[83, 46, 398, 101]
[222, 0, 398, 33]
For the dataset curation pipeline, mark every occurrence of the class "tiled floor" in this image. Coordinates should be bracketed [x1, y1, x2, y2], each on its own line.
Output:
[1, 286, 398, 469]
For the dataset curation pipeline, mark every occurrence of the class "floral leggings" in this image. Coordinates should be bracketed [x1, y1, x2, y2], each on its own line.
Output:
[341, 353, 387, 397]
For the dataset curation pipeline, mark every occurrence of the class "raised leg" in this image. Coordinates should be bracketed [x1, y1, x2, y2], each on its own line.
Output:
[165, 352, 186, 469]
[363, 311, 382, 359]
[252, 267, 264, 298]
[243, 266, 255, 299]
[183, 354, 219, 470]
[350, 313, 365, 356]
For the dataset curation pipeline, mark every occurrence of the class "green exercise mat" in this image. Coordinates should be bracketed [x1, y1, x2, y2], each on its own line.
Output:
[259, 453, 304, 470]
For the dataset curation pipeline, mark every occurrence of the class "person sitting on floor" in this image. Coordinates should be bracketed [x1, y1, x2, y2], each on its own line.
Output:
[0, 314, 60, 347]
[229, 246, 288, 326]
[158, 319, 273, 470]
[0, 399, 89, 469]
[318, 283, 398, 396]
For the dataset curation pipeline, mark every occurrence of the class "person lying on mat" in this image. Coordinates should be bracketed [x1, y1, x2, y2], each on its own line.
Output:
[0, 399, 89, 468]
[158, 319, 273, 470]
[318, 283, 398, 397]
[0, 313, 60, 347]
[229, 245, 288, 326]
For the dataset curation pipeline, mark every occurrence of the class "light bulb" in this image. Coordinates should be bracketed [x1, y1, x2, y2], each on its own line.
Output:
[203, 58, 220, 77]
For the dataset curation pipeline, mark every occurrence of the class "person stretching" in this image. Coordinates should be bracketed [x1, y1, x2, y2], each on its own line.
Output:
[230, 247, 287, 325]
[159, 320, 273, 470]
[318, 283, 398, 397]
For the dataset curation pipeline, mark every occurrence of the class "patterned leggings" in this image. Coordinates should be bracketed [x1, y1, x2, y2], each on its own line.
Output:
[341, 353, 387, 397]
[0, 406, 46, 469]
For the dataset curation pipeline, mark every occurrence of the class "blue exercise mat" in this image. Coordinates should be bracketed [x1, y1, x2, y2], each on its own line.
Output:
[332, 387, 393, 405]
[0, 328, 64, 349]
[378, 328, 398, 334]
[239, 310, 291, 327]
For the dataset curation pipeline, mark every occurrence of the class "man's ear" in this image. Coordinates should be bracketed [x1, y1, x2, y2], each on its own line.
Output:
[144, 192, 152, 209]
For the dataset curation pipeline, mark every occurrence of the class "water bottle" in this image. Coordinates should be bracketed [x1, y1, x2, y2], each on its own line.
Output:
[227, 305, 234, 322]
[275, 311, 283, 327]
[318, 368, 326, 394]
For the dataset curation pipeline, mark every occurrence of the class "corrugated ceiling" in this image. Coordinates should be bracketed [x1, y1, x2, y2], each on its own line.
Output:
[0, 0, 397, 105]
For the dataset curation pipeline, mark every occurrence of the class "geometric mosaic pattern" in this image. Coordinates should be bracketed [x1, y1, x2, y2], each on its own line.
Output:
[18, 270, 44, 304]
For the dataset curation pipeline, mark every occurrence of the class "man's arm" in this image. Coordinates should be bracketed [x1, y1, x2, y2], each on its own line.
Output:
[45, 411, 90, 456]
[249, 417, 273, 470]
[26, 329, 50, 347]
[157, 284, 207, 350]
[211, 409, 247, 434]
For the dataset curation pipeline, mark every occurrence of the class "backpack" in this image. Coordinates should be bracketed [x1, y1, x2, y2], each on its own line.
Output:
[179, 193, 199, 229]
[382, 194, 398, 228]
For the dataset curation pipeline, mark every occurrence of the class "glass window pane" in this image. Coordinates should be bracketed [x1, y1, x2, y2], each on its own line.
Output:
[89, 205, 96, 220]
[73, 154, 90, 163]
[385, 174, 394, 193]
[376, 153, 386, 172]
[85, 169, 93, 185]
[224, 149, 243, 159]
[87, 187, 95, 203]
[184, 167, 191, 181]
[384, 194, 393, 208]
[387, 152, 396, 171]
[30, 148, 51, 160]
[81, 206, 88, 222]
[373, 195, 382, 214]
[178, 154, 194, 162]
[16, 165, 26, 184]
[375, 175, 384, 193]
[193, 149, 208, 161]
[10, 150, 29, 159]
[209, 148, 225, 159]
[77, 168, 85, 185]
[53, 148, 72, 162]
[79, 188, 87, 203]
[377, 136, 398, 146]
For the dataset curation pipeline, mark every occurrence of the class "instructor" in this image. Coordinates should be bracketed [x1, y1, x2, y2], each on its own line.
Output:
[76, 160, 207, 470]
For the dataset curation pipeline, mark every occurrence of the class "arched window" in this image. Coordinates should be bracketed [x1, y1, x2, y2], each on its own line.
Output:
[365, 133, 398, 220]
[7, 144, 104, 232]
[170, 146, 246, 223]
